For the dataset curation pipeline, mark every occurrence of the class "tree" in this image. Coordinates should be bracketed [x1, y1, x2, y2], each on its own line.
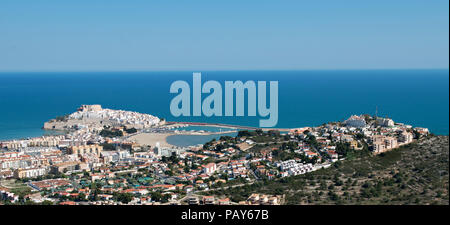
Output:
[335, 142, 351, 157]
[267, 130, 280, 137]
[114, 193, 133, 204]
[150, 192, 163, 202]
[41, 200, 54, 205]
[328, 191, 339, 201]
[99, 129, 123, 138]
[161, 194, 171, 203]
[124, 127, 138, 134]
[77, 193, 86, 201]
[237, 130, 254, 137]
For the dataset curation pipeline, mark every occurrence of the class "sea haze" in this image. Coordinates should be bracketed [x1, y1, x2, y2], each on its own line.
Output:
[0, 69, 448, 140]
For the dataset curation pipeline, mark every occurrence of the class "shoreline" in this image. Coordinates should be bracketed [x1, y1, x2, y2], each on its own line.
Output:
[126, 130, 238, 148]
[126, 133, 176, 148]
[0, 119, 448, 143]
[165, 121, 294, 132]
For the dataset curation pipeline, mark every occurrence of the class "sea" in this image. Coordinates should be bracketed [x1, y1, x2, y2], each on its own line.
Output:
[0, 70, 448, 145]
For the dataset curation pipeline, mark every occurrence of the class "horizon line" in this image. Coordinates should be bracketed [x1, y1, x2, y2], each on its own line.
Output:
[0, 67, 448, 73]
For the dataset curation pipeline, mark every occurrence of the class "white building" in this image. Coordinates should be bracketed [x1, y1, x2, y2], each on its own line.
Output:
[399, 131, 413, 144]
[14, 167, 47, 178]
[202, 163, 217, 175]
[275, 160, 314, 176]
[344, 115, 366, 128]
[376, 117, 395, 127]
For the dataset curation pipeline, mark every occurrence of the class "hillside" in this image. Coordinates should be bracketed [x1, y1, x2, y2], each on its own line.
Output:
[206, 135, 449, 205]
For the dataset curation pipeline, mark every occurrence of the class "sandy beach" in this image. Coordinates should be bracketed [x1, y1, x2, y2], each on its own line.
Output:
[126, 130, 237, 148]
[126, 133, 175, 148]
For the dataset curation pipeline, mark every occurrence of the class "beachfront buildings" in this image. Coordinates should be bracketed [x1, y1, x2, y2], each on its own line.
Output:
[68, 144, 103, 156]
[0, 136, 65, 149]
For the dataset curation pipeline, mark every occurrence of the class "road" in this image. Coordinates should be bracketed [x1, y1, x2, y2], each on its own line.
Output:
[194, 181, 256, 194]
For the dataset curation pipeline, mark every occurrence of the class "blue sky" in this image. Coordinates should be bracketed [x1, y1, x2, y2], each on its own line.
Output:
[0, 0, 448, 71]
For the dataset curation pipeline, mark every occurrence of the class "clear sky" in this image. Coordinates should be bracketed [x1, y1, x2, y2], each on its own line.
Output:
[0, 0, 448, 71]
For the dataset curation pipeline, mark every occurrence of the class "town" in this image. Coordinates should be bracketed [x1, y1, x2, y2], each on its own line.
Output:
[0, 105, 430, 205]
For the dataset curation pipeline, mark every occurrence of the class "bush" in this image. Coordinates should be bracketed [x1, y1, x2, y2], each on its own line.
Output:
[100, 129, 123, 137]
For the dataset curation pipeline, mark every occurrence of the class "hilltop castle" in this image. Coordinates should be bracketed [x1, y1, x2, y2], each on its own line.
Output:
[77, 104, 103, 112]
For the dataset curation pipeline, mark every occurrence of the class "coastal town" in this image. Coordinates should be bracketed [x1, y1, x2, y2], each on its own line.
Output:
[0, 105, 430, 205]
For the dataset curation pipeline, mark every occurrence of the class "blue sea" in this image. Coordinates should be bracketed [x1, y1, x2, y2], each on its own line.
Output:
[0, 70, 448, 141]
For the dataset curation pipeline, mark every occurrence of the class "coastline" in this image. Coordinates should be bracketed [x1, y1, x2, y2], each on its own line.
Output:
[1, 70, 448, 141]
[166, 121, 294, 132]
[1, 119, 447, 143]
[126, 132, 175, 148]
[126, 129, 238, 148]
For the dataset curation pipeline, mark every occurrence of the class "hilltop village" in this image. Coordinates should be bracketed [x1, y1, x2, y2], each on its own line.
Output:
[0, 105, 430, 205]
